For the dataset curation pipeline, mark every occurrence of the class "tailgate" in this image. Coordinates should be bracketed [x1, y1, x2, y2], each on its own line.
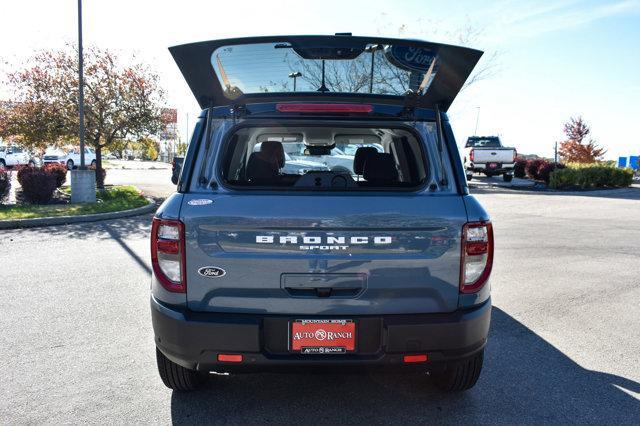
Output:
[182, 194, 466, 315]
[472, 148, 515, 163]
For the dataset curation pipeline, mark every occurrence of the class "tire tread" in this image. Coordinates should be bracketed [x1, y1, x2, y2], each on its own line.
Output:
[156, 347, 202, 391]
[433, 350, 483, 392]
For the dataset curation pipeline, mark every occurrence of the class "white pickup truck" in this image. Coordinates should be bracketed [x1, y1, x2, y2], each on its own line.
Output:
[462, 136, 517, 182]
[0, 145, 35, 168]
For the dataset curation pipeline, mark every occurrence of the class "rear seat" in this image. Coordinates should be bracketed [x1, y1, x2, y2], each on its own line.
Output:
[361, 153, 399, 186]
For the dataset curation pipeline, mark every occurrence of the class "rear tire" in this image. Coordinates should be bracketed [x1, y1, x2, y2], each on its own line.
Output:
[503, 174, 513, 182]
[466, 173, 473, 181]
[156, 347, 204, 391]
[432, 350, 484, 392]
[0, 159, 5, 168]
[66, 159, 74, 170]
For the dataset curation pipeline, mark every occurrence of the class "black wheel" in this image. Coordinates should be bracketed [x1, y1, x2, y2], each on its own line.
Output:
[156, 347, 203, 391]
[91, 160, 96, 167]
[66, 159, 74, 170]
[466, 174, 473, 181]
[432, 350, 484, 392]
[0, 159, 5, 168]
[503, 174, 513, 182]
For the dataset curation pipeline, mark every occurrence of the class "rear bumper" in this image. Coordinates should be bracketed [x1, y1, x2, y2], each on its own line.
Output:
[467, 163, 514, 174]
[151, 296, 491, 373]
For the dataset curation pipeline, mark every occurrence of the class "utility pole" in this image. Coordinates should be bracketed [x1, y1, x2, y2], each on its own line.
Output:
[554, 142, 558, 163]
[474, 107, 480, 135]
[77, 0, 86, 169]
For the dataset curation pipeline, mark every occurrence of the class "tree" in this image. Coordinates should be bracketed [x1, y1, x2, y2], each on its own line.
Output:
[0, 45, 165, 187]
[558, 117, 606, 163]
[137, 137, 159, 161]
[250, 21, 499, 96]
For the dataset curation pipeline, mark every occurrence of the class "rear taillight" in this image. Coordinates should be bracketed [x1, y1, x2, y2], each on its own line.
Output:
[512, 149, 517, 162]
[469, 149, 474, 162]
[460, 222, 493, 293]
[276, 103, 373, 113]
[151, 218, 186, 293]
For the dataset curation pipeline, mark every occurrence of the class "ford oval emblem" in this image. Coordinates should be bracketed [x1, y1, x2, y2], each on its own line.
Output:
[385, 45, 437, 72]
[198, 266, 226, 278]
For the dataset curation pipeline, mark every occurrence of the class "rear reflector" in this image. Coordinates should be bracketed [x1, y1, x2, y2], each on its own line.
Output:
[217, 354, 243, 363]
[403, 354, 428, 363]
[276, 103, 373, 113]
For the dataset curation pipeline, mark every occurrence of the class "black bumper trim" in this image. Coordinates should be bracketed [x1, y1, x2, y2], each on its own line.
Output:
[151, 296, 491, 372]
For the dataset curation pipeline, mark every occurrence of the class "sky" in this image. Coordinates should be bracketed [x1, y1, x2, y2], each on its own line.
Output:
[1, 0, 639, 159]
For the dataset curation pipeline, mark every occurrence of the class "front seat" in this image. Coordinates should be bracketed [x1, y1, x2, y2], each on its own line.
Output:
[362, 153, 399, 186]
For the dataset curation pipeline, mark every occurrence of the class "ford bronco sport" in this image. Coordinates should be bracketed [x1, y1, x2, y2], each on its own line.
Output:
[151, 35, 493, 392]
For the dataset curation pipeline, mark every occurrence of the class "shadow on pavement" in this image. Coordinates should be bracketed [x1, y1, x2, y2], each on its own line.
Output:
[169, 307, 640, 424]
[470, 184, 640, 201]
[7, 212, 155, 241]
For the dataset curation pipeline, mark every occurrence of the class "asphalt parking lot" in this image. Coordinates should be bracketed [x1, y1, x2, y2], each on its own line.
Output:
[1, 172, 639, 424]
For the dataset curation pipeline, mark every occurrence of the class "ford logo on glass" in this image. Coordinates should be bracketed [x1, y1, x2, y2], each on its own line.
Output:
[385, 45, 437, 72]
[198, 267, 226, 278]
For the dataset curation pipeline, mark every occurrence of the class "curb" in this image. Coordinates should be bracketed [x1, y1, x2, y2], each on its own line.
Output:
[0, 198, 157, 230]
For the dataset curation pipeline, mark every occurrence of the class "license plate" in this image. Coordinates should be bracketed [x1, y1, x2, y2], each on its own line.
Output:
[290, 319, 356, 354]
[487, 162, 498, 169]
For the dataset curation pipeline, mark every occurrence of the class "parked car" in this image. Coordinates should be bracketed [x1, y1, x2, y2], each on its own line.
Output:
[64, 147, 97, 169]
[43, 147, 96, 169]
[462, 136, 517, 182]
[151, 35, 492, 393]
[0, 145, 36, 168]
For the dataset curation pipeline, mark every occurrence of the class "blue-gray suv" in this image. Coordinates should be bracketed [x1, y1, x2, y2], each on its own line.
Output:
[151, 35, 493, 392]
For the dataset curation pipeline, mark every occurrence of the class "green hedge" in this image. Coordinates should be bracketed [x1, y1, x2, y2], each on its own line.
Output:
[549, 164, 634, 189]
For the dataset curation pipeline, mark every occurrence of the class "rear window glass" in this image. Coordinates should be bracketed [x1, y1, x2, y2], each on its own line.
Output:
[220, 126, 428, 191]
[211, 42, 438, 99]
[465, 137, 500, 148]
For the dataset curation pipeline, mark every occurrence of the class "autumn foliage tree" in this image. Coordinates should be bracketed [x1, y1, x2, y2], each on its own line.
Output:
[0, 45, 165, 187]
[558, 117, 606, 163]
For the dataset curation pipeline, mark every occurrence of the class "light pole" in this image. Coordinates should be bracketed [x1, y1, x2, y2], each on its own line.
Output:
[288, 72, 302, 91]
[70, 0, 95, 203]
[77, 0, 86, 169]
[474, 107, 480, 135]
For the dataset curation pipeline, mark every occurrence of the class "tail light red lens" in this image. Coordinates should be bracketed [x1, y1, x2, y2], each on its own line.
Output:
[460, 222, 493, 293]
[469, 149, 475, 162]
[151, 218, 186, 293]
[276, 103, 373, 113]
